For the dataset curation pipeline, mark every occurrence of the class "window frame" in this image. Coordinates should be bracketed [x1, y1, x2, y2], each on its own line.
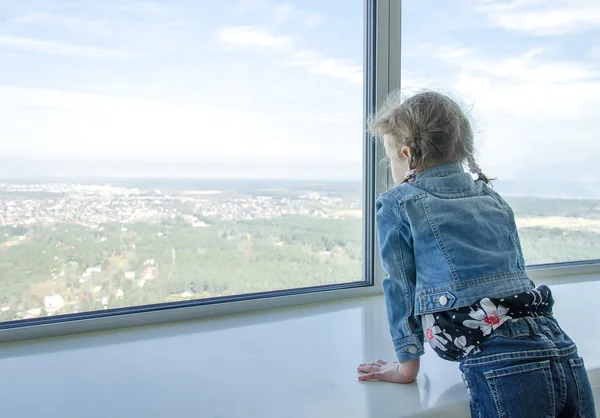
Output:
[1, 0, 599, 344]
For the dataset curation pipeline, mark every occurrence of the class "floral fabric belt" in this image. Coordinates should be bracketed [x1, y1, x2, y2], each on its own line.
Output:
[421, 285, 554, 361]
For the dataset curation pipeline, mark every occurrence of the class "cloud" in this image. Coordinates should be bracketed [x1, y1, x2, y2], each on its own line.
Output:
[0, 35, 142, 60]
[218, 26, 362, 84]
[305, 13, 327, 29]
[284, 50, 362, 84]
[435, 45, 599, 84]
[399, 71, 438, 95]
[12, 12, 109, 35]
[234, 0, 270, 14]
[218, 26, 292, 49]
[0, 85, 278, 160]
[415, 44, 600, 178]
[233, 1, 326, 29]
[119, 1, 174, 17]
[0, 85, 362, 164]
[272, 2, 327, 28]
[272, 2, 295, 24]
[476, 0, 600, 35]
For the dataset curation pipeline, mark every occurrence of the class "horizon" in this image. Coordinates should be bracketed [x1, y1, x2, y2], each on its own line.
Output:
[1, 171, 599, 200]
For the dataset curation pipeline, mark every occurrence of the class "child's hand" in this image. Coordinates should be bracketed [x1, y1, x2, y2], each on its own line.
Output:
[357, 358, 419, 384]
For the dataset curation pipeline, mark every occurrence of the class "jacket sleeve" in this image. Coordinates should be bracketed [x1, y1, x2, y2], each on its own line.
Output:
[376, 192, 424, 362]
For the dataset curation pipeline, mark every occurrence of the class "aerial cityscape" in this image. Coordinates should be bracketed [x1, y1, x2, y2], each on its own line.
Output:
[0, 178, 598, 323]
[0, 179, 364, 321]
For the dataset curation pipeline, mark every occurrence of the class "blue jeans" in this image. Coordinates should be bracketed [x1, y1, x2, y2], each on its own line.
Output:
[459, 315, 596, 417]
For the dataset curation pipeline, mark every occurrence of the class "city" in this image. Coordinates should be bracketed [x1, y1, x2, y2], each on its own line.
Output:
[0, 182, 362, 227]
[1, 179, 599, 324]
[0, 180, 364, 322]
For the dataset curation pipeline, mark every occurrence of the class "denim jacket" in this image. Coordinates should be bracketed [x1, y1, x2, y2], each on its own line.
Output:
[376, 162, 535, 362]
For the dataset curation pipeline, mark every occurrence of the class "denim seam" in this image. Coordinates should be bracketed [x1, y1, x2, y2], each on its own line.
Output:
[417, 271, 529, 295]
[543, 318, 561, 335]
[545, 362, 557, 418]
[409, 183, 473, 194]
[420, 197, 459, 282]
[539, 333, 556, 349]
[488, 316, 561, 340]
[569, 358, 585, 417]
[418, 168, 462, 178]
[482, 187, 520, 252]
[556, 360, 567, 415]
[415, 276, 531, 315]
[392, 202, 414, 337]
[388, 191, 423, 205]
[392, 335, 423, 351]
[483, 359, 551, 379]
[485, 375, 505, 418]
[463, 347, 578, 367]
[462, 344, 578, 367]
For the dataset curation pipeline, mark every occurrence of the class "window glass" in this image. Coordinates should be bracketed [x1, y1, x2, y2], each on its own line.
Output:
[402, 0, 600, 265]
[0, 1, 365, 321]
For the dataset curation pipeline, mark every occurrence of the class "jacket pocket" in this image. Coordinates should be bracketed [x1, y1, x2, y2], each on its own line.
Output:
[569, 357, 596, 417]
[484, 360, 555, 418]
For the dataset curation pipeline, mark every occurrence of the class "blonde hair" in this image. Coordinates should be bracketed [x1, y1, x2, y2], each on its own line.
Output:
[369, 90, 490, 184]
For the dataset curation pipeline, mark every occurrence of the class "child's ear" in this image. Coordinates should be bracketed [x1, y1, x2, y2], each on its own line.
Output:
[401, 146, 411, 159]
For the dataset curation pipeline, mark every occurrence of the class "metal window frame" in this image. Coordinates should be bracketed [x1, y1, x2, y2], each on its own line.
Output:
[1, 0, 598, 344]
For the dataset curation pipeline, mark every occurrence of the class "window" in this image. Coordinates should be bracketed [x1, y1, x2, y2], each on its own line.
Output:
[402, 0, 600, 266]
[0, 0, 372, 325]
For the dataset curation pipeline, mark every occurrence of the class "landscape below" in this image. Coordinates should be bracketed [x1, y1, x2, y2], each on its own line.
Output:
[0, 179, 598, 322]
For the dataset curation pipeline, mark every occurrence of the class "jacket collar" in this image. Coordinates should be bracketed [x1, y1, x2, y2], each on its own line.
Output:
[416, 162, 464, 181]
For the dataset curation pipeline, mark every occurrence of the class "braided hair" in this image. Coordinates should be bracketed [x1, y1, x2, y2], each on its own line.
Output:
[467, 155, 491, 184]
[369, 90, 493, 185]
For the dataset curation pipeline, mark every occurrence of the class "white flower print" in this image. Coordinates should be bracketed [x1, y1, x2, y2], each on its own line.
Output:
[462, 298, 511, 336]
[423, 314, 452, 351]
[453, 335, 476, 356]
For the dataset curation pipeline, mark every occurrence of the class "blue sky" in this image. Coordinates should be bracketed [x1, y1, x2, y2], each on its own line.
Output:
[0, 0, 363, 170]
[0, 0, 599, 188]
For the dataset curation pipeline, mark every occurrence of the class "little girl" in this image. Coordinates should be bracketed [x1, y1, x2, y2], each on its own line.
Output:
[357, 91, 596, 417]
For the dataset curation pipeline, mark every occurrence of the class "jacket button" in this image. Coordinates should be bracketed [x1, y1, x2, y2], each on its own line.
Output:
[408, 346, 418, 354]
[439, 296, 448, 306]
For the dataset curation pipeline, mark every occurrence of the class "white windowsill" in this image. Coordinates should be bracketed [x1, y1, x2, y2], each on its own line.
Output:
[0, 274, 598, 418]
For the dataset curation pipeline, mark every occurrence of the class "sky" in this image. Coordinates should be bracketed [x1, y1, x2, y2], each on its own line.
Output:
[0, 0, 599, 192]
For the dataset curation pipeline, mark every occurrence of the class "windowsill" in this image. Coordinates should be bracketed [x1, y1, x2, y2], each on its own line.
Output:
[1, 276, 598, 418]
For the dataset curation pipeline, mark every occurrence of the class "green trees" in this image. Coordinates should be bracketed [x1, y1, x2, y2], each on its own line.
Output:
[519, 228, 600, 265]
